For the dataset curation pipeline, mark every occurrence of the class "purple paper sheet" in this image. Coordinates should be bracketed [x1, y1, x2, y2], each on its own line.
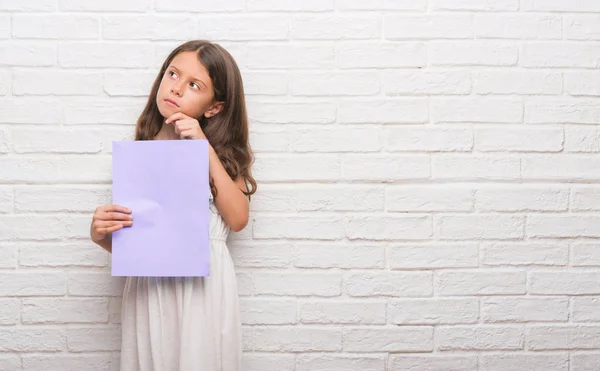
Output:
[111, 140, 209, 277]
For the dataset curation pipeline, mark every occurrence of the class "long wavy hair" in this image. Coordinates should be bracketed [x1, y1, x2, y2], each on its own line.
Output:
[134, 40, 256, 199]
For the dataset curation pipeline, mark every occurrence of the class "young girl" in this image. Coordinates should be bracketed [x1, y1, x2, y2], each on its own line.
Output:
[90, 40, 256, 371]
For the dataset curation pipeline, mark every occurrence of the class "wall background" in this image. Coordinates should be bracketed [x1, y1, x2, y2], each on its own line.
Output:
[1, 0, 600, 370]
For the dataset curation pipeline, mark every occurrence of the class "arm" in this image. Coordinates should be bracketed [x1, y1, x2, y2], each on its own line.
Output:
[208, 144, 249, 232]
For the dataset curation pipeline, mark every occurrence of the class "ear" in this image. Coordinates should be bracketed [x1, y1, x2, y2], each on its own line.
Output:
[204, 101, 224, 118]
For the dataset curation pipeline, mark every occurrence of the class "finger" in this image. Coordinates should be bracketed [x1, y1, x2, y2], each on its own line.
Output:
[166, 112, 191, 124]
[99, 204, 131, 214]
[102, 212, 133, 222]
[96, 221, 132, 233]
[102, 224, 124, 234]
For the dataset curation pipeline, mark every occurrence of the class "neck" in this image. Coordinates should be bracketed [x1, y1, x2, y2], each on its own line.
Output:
[154, 120, 179, 140]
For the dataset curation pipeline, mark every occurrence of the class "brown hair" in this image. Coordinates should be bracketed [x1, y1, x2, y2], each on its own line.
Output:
[134, 40, 256, 199]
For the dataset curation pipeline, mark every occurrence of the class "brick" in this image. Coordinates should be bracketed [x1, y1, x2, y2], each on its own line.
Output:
[382, 70, 471, 96]
[67, 273, 125, 297]
[337, 0, 425, 11]
[482, 297, 568, 323]
[436, 270, 526, 295]
[243, 72, 288, 96]
[387, 185, 474, 212]
[565, 126, 600, 152]
[0, 244, 16, 268]
[0, 299, 19, 325]
[388, 298, 478, 325]
[103, 16, 195, 40]
[345, 271, 432, 297]
[389, 244, 479, 269]
[247, 101, 336, 124]
[436, 215, 525, 240]
[247, 0, 332, 11]
[12, 129, 103, 153]
[565, 72, 600, 96]
[343, 327, 433, 352]
[430, 41, 518, 66]
[14, 69, 103, 96]
[13, 15, 99, 39]
[437, 325, 524, 351]
[337, 42, 425, 68]
[197, 16, 288, 41]
[229, 242, 294, 268]
[64, 98, 145, 125]
[109, 298, 121, 324]
[15, 186, 110, 212]
[253, 154, 340, 181]
[572, 243, 600, 266]
[299, 300, 386, 324]
[479, 353, 568, 371]
[0, 328, 65, 351]
[291, 72, 379, 96]
[522, 155, 600, 181]
[573, 297, 600, 322]
[0, 214, 91, 240]
[22, 354, 112, 371]
[240, 298, 296, 325]
[60, 0, 150, 11]
[253, 216, 343, 240]
[476, 186, 568, 211]
[385, 15, 472, 39]
[339, 98, 429, 124]
[525, 98, 600, 124]
[529, 271, 600, 295]
[571, 352, 600, 371]
[0, 0, 55, 11]
[290, 126, 381, 152]
[0, 14, 8, 38]
[523, 43, 600, 68]
[527, 325, 600, 350]
[527, 215, 600, 238]
[346, 215, 432, 241]
[296, 354, 385, 371]
[243, 354, 295, 371]
[473, 71, 561, 95]
[292, 15, 380, 40]
[22, 298, 109, 324]
[103, 70, 157, 97]
[0, 356, 21, 371]
[67, 326, 120, 352]
[432, 97, 522, 123]
[390, 355, 478, 371]
[295, 244, 385, 269]
[433, 155, 521, 180]
[0, 187, 13, 213]
[0, 43, 56, 67]
[246, 44, 334, 69]
[251, 185, 384, 212]
[481, 242, 568, 266]
[59, 43, 154, 68]
[385, 126, 472, 152]
[522, 0, 600, 12]
[431, 0, 518, 11]
[20, 241, 108, 268]
[565, 15, 600, 40]
[0, 69, 10, 95]
[476, 126, 563, 152]
[474, 15, 561, 39]
[0, 272, 65, 296]
[237, 272, 342, 297]
[252, 326, 341, 352]
[342, 154, 430, 181]
[0, 98, 61, 124]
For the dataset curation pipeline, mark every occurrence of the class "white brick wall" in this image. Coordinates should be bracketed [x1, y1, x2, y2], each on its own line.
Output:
[1, 1, 599, 370]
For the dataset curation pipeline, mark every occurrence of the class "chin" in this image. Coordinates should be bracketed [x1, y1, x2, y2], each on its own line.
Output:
[156, 98, 174, 119]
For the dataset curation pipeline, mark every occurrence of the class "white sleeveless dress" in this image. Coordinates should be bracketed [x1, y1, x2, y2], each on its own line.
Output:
[119, 193, 242, 371]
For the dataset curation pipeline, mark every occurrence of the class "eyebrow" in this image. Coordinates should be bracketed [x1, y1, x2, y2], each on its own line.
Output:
[169, 65, 208, 88]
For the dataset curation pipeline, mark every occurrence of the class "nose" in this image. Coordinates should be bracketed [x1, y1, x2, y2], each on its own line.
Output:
[171, 82, 183, 97]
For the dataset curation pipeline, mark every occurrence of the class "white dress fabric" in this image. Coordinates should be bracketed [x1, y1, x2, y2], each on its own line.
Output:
[119, 193, 242, 371]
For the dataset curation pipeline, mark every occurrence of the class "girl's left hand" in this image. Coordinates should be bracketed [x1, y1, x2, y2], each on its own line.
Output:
[166, 112, 206, 140]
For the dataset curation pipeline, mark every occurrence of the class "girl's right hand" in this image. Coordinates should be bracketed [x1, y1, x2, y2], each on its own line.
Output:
[91, 205, 133, 242]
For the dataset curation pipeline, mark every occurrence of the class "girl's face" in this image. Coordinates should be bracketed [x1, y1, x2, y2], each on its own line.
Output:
[156, 51, 222, 121]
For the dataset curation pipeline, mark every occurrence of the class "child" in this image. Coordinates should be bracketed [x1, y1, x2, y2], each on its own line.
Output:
[90, 40, 256, 371]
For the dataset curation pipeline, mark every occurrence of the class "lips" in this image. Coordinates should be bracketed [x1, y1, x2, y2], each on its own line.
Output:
[164, 98, 179, 107]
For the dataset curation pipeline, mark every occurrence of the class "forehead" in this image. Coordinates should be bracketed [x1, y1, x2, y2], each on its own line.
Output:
[169, 51, 209, 79]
